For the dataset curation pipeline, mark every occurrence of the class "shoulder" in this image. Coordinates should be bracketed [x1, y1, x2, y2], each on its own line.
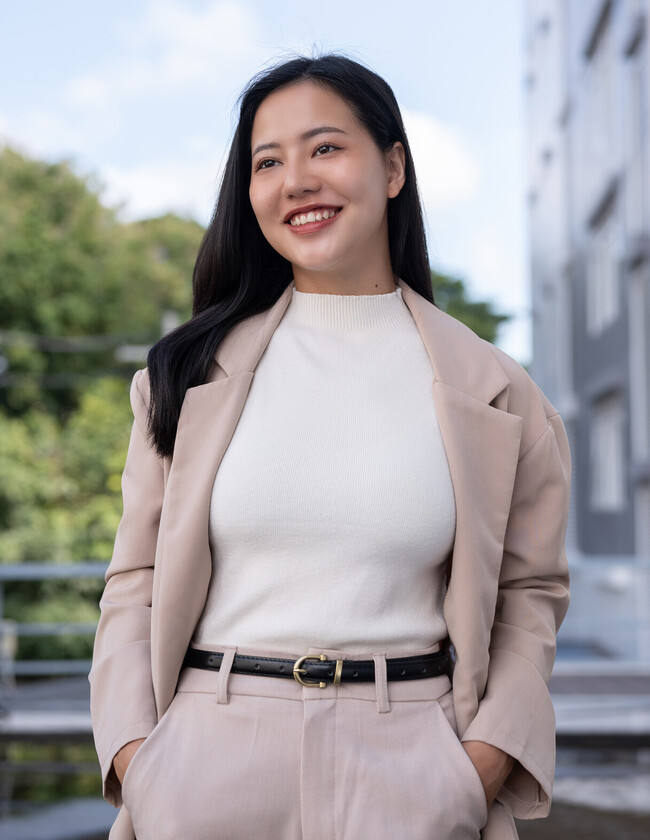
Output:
[486, 342, 557, 419]
[428, 303, 552, 413]
[484, 341, 565, 459]
[432, 306, 561, 456]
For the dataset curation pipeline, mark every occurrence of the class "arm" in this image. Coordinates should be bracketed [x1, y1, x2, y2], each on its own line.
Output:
[460, 410, 571, 818]
[88, 369, 164, 807]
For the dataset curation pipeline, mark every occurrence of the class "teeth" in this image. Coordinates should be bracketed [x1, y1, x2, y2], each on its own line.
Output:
[289, 208, 339, 226]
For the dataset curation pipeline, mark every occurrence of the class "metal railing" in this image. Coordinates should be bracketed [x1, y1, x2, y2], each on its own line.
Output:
[0, 563, 108, 692]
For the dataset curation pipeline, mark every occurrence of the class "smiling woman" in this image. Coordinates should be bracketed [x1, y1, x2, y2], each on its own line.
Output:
[89, 53, 571, 840]
[248, 82, 405, 292]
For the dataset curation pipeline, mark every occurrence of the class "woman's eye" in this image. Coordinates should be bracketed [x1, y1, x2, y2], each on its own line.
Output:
[255, 158, 278, 171]
[314, 143, 339, 156]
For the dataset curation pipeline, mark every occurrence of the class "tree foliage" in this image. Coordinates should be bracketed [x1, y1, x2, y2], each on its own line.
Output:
[431, 270, 510, 344]
[0, 148, 202, 658]
[0, 146, 201, 416]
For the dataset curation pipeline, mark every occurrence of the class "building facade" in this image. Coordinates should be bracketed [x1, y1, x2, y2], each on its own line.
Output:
[526, 0, 650, 659]
[526, 0, 650, 559]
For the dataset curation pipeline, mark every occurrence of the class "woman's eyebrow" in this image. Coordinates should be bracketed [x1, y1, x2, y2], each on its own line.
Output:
[252, 126, 348, 158]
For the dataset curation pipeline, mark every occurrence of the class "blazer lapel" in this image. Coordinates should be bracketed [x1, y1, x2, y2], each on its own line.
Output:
[399, 279, 523, 732]
[151, 284, 295, 714]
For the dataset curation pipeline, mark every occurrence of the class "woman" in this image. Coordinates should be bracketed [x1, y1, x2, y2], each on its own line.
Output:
[89, 54, 571, 840]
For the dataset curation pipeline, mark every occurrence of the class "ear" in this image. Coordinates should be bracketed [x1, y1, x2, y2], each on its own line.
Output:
[385, 141, 406, 199]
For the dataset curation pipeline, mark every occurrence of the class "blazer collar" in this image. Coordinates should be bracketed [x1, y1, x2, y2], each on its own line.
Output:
[214, 278, 510, 405]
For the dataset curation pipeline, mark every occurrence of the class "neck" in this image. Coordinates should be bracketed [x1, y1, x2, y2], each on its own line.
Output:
[291, 246, 396, 295]
[292, 273, 397, 296]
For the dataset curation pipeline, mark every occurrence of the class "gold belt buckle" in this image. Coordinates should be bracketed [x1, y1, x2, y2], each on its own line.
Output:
[293, 653, 344, 688]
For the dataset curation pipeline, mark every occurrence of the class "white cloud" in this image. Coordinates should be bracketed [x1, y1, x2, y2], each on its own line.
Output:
[65, 0, 267, 110]
[465, 223, 524, 303]
[100, 144, 228, 223]
[0, 0, 266, 219]
[402, 108, 480, 214]
[463, 222, 531, 363]
[469, 226, 512, 285]
[499, 316, 531, 366]
[0, 106, 226, 225]
[0, 106, 120, 163]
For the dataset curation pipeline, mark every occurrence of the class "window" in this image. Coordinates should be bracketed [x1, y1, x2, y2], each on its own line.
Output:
[635, 483, 650, 556]
[626, 38, 647, 232]
[590, 394, 626, 511]
[629, 263, 650, 460]
[586, 206, 622, 335]
[585, 10, 614, 166]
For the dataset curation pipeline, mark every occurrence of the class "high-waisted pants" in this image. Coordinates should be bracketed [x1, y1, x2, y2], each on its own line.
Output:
[120, 641, 489, 840]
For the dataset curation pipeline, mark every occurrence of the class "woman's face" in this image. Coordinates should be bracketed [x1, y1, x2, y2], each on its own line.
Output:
[249, 80, 405, 288]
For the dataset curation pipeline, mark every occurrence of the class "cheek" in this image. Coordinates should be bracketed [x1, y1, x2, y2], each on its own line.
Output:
[337, 158, 387, 210]
[249, 195, 286, 250]
[249, 174, 274, 208]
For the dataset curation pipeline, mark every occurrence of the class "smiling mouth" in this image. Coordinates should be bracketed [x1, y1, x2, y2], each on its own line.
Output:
[287, 208, 342, 226]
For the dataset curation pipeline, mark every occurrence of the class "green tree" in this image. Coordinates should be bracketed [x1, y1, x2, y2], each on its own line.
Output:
[0, 378, 133, 659]
[0, 147, 202, 661]
[0, 146, 202, 416]
[431, 269, 510, 344]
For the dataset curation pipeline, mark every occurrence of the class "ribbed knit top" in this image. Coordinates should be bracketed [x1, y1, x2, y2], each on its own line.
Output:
[192, 284, 456, 654]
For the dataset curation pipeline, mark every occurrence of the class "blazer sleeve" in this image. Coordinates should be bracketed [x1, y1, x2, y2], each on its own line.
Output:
[460, 396, 571, 819]
[88, 368, 162, 808]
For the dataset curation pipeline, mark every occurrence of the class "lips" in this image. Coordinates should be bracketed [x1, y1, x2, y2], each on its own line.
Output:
[286, 207, 342, 235]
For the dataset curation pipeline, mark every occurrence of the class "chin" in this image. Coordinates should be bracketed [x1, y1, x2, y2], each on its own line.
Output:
[285, 249, 347, 274]
[290, 263, 344, 277]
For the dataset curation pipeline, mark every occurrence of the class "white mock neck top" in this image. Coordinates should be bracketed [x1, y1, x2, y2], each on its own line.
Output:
[192, 284, 456, 653]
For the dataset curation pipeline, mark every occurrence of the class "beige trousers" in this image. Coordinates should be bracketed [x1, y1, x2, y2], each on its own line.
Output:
[120, 641, 489, 840]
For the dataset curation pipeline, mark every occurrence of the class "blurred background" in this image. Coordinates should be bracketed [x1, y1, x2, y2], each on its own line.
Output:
[0, 0, 648, 838]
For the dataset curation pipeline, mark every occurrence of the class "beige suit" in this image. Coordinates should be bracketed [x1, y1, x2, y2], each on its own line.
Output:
[89, 278, 571, 839]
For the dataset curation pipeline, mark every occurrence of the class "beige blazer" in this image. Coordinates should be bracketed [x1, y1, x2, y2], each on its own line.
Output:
[90, 278, 571, 840]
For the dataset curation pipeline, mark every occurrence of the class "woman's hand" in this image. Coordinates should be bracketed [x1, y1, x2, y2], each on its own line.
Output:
[113, 738, 147, 786]
[462, 740, 516, 809]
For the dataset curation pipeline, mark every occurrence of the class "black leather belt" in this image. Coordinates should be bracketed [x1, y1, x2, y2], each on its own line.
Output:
[183, 648, 450, 688]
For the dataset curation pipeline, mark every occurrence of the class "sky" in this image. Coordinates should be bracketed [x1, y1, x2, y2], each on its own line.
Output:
[0, 0, 531, 363]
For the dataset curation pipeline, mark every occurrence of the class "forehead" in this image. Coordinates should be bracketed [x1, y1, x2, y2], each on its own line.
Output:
[250, 81, 363, 147]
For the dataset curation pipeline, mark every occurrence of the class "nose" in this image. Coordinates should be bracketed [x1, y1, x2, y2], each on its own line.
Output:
[282, 155, 321, 199]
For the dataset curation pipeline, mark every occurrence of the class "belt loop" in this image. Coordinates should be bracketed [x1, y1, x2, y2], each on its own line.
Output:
[215, 646, 237, 705]
[372, 653, 390, 713]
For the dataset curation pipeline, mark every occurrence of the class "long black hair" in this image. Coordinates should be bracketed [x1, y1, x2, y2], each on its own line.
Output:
[147, 53, 433, 456]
